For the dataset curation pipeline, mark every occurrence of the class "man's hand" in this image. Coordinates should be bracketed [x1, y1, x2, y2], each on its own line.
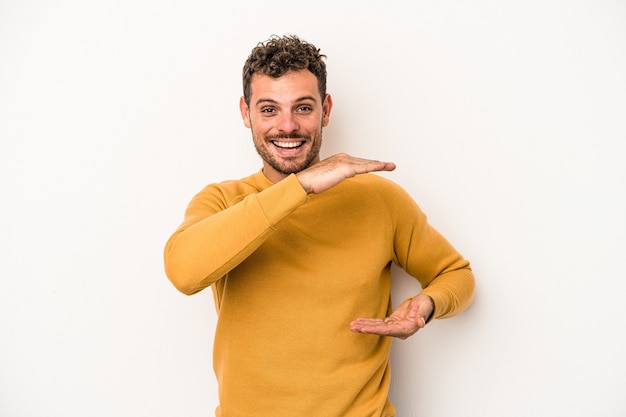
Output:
[296, 153, 396, 194]
[349, 294, 434, 339]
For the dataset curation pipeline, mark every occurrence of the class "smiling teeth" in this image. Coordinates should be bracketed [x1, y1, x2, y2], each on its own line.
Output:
[273, 141, 303, 148]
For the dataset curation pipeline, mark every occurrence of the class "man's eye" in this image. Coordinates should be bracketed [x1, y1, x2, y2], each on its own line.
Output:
[296, 106, 312, 113]
[261, 107, 276, 114]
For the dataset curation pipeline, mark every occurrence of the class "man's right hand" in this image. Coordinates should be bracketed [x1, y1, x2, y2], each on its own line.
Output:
[296, 153, 396, 194]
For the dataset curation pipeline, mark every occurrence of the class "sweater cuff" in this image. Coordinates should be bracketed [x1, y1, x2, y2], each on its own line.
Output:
[255, 174, 309, 226]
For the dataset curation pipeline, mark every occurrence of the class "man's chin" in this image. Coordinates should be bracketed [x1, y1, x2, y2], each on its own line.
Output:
[271, 159, 311, 175]
[276, 165, 307, 175]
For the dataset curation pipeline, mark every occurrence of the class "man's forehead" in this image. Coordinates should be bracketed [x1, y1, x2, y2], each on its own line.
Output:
[249, 70, 321, 104]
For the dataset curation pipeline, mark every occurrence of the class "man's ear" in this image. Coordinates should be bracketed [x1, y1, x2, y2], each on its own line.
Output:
[239, 96, 251, 128]
[322, 94, 333, 127]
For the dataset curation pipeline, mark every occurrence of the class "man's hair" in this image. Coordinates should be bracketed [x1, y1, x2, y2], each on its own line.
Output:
[242, 34, 327, 106]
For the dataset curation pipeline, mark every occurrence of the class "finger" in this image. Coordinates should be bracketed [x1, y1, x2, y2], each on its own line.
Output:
[350, 322, 393, 335]
[349, 318, 386, 330]
[351, 324, 396, 336]
[350, 317, 386, 325]
[352, 324, 412, 339]
[360, 160, 396, 174]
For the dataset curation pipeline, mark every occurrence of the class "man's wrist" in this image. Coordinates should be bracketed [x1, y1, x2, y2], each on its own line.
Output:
[424, 295, 435, 323]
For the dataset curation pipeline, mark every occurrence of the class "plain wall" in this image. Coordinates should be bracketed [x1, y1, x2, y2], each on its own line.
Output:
[1, 1, 625, 416]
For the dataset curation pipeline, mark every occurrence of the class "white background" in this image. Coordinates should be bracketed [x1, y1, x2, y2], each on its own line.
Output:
[1, 1, 625, 416]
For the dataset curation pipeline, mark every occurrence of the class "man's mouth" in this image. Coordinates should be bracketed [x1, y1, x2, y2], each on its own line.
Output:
[272, 140, 304, 149]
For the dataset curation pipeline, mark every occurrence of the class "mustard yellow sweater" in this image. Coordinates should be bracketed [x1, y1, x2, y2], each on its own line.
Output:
[164, 170, 474, 417]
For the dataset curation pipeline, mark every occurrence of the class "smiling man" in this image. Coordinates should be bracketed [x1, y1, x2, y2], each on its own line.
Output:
[164, 34, 475, 417]
[241, 69, 329, 179]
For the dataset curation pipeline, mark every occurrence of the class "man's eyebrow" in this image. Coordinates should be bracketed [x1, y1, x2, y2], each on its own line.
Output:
[294, 95, 318, 103]
[254, 96, 318, 106]
[255, 98, 278, 106]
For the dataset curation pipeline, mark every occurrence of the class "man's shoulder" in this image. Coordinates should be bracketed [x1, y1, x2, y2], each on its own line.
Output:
[349, 173, 404, 192]
[188, 170, 266, 206]
[347, 173, 418, 205]
[201, 170, 267, 192]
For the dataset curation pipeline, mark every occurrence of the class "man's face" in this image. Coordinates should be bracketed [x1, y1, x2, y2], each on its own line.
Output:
[240, 69, 332, 183]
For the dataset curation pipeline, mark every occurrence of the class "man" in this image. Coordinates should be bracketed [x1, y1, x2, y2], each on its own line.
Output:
[164, 34, 475, 417]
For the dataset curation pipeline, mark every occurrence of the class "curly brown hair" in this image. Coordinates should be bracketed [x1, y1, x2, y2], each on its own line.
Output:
[242, 34, 327, 106]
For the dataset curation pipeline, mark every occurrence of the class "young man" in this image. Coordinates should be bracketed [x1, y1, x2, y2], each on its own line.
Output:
[164, 34, 475, 417]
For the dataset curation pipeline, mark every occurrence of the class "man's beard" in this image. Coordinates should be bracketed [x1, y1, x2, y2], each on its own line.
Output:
[254, 131, 323, 175]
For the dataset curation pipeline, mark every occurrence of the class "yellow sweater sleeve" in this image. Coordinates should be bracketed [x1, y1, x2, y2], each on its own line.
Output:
[163, 173, 308, 295]
[386, 180, 475, 320]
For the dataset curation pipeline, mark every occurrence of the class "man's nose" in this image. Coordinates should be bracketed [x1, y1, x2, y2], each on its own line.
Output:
[276, 112, 299, 133]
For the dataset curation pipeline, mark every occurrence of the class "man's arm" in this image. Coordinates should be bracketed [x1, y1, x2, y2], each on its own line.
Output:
[350, 262, 474, 339]
[164, 174, 307, 295]
[350, 180, 475, 339]
[164, 153, 396, 295]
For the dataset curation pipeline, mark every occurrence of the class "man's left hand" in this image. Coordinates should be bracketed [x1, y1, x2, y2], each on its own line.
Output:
[349, 294, 434, 339]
